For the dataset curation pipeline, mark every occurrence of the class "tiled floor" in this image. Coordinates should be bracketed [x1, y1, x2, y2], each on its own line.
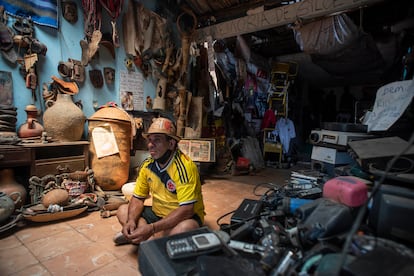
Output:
[0, 167, 291, 276]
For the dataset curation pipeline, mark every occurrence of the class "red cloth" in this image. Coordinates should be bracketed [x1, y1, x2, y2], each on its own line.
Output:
[261, 109, 276, 129]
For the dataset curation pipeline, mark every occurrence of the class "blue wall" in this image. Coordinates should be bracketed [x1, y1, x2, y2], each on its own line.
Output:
[0, 0, 156, 136]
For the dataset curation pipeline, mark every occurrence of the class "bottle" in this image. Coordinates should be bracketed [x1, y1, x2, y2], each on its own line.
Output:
[18, 104, 44, 138]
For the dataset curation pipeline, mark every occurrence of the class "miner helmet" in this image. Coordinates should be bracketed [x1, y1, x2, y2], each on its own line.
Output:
[142, 117, 181, 141]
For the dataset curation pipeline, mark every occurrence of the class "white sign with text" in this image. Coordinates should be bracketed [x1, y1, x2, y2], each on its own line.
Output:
[364, 80, 414, 132]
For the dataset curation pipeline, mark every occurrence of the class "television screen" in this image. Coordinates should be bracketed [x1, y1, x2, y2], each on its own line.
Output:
[369, 184, 414, 246]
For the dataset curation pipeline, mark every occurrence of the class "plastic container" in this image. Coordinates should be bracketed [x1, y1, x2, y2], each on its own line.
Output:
[121, 182, 136, 201]
[323, 176, 370, 207]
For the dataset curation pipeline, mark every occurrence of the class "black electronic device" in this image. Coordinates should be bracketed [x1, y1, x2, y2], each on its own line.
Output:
[166, 232, 222, 259]
[231, 198, 263, 225]
[369, 184, 414, 245]
[139, 227, 229, 276]
[297, 187, 322, 199]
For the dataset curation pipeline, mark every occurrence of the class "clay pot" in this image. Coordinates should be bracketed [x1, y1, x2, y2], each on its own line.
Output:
[88, 106, 131, 191]
[0, 191, 21, 223]
[43, 93, 86, 142]
[18, 104, 44, 138]
[42, 189, 69, 208]
[0, 168, 27, 208]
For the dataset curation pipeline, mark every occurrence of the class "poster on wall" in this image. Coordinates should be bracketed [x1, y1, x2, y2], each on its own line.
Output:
[364, 80, 414, 132]
[0, 71, 13, 105]
[119, 70, 144, 111]
[179, 139, 216, 162]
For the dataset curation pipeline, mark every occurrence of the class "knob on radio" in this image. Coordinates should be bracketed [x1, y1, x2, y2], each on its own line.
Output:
[309, 131, 320, 144]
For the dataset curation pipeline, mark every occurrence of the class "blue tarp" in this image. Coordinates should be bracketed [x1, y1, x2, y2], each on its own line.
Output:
[0, 0, 58, 29]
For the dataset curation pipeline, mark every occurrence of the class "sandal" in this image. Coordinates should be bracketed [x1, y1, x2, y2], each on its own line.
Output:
[87, 30, 102, 62]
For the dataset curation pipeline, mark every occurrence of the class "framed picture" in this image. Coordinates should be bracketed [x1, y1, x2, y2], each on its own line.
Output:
[179, 138, 216, 162]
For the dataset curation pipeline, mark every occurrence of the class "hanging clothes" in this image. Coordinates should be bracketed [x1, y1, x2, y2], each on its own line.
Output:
[273, 117, 296, 154]
[261, 108, 277, 130]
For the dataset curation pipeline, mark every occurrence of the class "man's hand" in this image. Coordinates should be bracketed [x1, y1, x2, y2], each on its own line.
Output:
[122, 220, 137, 241]
[125, 222, 154, 244]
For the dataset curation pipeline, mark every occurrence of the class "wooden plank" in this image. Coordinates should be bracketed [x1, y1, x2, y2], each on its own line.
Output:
[196, 0, 384, 41]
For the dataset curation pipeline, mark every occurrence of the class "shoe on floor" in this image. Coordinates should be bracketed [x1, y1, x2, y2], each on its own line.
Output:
[113, 232, 130, 245]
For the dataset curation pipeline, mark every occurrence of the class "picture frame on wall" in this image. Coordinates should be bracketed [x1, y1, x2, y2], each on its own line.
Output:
[179, 138, 216, 163]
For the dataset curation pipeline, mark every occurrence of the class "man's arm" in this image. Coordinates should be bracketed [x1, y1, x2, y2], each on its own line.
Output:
[127, 196, 145, 222]
[122, 197, 145, 239]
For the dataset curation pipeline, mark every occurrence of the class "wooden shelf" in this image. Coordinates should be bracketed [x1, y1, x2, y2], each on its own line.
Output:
[22, 141, 90, 177]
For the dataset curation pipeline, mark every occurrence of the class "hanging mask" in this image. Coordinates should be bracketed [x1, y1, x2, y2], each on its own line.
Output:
[89, 69, 103, 88]
[104, 67, 115, 85]
[62, 1, 78, 24]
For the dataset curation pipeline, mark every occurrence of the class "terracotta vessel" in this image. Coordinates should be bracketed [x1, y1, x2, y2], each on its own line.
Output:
[43, 93, 86, 141]
[42, 189, 69, 208]
[0, 168, 26, 208]
[88, 106, 131, 191]
[18, 104, 44, 138]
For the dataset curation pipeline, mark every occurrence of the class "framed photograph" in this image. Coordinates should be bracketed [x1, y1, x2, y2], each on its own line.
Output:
[179, 138, 216, 162]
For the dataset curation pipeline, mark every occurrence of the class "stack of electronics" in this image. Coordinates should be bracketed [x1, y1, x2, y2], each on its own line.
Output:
[139, 168, 414, 275]
[309, 122, 373, 175]
[138, 136, 414, 276]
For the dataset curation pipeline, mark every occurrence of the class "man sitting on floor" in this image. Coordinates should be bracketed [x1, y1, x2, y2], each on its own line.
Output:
[113, 117, 205, 245]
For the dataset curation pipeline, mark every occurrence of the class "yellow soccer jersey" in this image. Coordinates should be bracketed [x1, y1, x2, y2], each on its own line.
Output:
[133, 150, 205, 223]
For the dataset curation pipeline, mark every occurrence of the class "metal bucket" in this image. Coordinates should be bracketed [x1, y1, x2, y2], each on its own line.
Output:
[88, 107, 132, 191]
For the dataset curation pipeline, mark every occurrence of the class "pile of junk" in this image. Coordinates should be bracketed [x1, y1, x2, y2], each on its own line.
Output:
[201, 153, 414, 275]
[0, 167, 130, 233]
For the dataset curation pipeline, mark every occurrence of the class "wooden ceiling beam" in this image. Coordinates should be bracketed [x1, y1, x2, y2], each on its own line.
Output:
[194, 0, 285, 24]
[196, 0, 385, 41]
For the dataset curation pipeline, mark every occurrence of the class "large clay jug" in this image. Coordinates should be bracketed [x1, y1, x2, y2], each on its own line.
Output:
[18, 104, 44, 138]
[0, 168, 27, 208]
[88, 106, 132, 191]
[0, 191, 20, 223]
[43, 93, 86, 141]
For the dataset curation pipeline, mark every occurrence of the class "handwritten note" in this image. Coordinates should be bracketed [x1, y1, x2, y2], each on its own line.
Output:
[364, 80, 414, 132]
[92, 126, 120, 158]
[119, 70, 144, 111]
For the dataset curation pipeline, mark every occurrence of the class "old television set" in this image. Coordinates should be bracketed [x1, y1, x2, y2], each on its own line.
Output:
[369, 184, 414, 246]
